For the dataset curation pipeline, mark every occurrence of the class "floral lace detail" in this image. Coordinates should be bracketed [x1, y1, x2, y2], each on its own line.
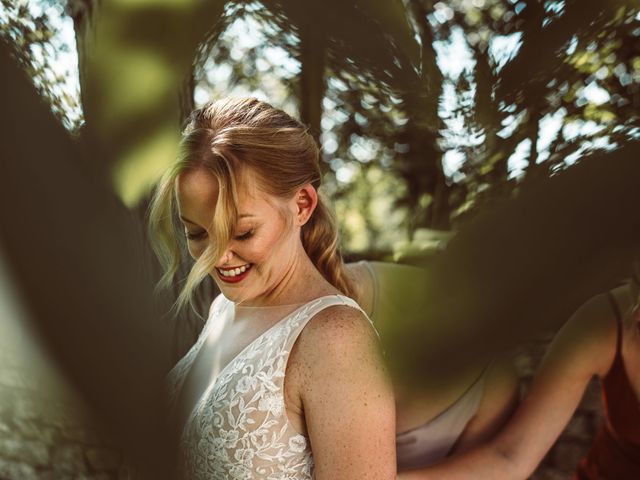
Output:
[174, 295, 363, 480]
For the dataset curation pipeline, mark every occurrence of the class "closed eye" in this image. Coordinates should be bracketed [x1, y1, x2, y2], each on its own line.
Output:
[234, 230, 254, 241]
[186, 230, 207, 241]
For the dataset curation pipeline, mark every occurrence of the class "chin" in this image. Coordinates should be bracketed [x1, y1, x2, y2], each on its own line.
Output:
[217, 285, 256, 305]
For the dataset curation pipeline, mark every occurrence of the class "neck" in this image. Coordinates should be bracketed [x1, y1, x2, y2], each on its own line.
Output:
[238, 247, 336, 308]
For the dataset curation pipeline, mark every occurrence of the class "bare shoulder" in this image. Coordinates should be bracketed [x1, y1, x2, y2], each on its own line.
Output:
[287, 303, 396, 478]
[546, 292, 618, 377]
[345, 261, 370, 284]
[286, 303, 386, 396]
[370, 261, 428, 288]
[611, 283, 637, 327]
[562, 293, 617, 344]
[285, 302, 392, 421]
[296, 304, 380, 361]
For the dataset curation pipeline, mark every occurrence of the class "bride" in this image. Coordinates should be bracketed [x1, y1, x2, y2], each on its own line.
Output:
[149, 97, 396, 479]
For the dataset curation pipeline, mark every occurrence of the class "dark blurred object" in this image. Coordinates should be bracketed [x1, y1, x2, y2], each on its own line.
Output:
[0, 39, 175, 479]
[385, 143, 640, 388]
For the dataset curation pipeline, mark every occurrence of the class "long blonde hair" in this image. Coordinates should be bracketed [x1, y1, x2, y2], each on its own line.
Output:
[148, 97, 353, 310]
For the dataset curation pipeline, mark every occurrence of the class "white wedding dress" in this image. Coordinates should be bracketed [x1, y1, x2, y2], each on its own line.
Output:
[165, 293, 366, 479]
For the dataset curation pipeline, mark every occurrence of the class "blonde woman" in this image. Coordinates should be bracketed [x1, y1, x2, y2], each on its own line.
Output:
[149, 98, 396, 479]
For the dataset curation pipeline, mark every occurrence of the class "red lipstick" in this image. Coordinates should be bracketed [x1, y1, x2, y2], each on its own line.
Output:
[216, 264, 252, 284]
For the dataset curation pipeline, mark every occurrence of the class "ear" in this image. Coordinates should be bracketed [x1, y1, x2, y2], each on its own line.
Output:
[293, 183, 318, 226]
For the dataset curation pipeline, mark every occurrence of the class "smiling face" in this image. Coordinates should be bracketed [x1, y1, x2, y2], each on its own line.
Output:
[175, 167, 304, 306]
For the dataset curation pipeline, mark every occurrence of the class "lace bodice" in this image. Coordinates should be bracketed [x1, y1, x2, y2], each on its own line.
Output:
[166, 294, 365, 480]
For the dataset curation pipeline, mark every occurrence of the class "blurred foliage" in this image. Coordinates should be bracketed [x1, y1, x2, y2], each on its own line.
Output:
[0, 0, 82, 131]
[3, 0, 639, 254]
[67, 0, 231, 205]
[191, 0, 640, 253]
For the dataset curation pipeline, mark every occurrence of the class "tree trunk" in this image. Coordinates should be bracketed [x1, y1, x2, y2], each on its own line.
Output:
[298, 23, 326, 147]
[403, 1, 449, 232]
[0, 42, 176, 479]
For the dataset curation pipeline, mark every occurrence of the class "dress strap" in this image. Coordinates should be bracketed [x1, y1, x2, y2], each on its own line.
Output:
[360, 260, 380, 321]
[606, 291, 624, 354]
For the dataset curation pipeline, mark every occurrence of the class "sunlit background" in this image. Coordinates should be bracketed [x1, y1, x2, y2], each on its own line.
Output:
[1, 1, 639, 478]
[3, 0, 637, 255]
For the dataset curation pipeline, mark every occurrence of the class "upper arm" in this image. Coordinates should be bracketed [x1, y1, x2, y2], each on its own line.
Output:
[292, 305, 397, 479]
[488, 293, 617, 476]
[451, 356, 520, 454]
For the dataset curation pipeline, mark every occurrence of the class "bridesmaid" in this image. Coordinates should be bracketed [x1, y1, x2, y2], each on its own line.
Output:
[399, 257, 640, 479]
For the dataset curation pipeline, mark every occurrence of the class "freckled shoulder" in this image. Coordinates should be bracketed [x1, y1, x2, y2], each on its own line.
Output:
[298, 304, 380, 357]
[285, 304, 396, 478]
[281, 302, 396, 478]
[285, 304, 384, 394]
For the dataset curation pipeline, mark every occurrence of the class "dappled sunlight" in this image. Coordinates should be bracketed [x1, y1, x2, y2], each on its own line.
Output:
[81, 0, 229, 205]
[96, 47, 177, 129]
[113, 125, 180, 206]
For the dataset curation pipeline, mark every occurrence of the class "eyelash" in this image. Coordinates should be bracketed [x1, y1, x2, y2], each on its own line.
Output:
[234, 230, 254, 241]
[185, 229, 254, 241]
[186, 230, 207, 241]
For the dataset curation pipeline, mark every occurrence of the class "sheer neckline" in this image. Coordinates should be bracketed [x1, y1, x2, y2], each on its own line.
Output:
[211, 294, 347, 383]
[234, 299, 307, 309]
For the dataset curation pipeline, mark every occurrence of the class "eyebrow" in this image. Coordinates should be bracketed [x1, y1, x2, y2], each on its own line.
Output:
[179, 214, 255, 225]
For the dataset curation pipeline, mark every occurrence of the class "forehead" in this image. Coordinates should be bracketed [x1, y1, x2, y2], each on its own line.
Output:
[176, 168, 219, 215]
[175, 167, 282, 222]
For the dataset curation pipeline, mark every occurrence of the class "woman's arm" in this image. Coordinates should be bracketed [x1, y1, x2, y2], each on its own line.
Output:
[450, 357, 520, 454]
[291, 305, 397, 479]
[400, 293, 618, 480]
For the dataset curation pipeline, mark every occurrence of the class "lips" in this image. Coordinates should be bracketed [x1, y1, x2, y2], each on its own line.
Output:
[216, 264, 252, 284]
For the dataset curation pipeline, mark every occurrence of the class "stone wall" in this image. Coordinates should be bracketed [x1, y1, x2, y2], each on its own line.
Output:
[0, 251, 131, 480]
[0, 348, 128, 480]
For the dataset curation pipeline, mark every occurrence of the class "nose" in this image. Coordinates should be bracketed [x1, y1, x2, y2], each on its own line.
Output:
[217, 247, 233, 266]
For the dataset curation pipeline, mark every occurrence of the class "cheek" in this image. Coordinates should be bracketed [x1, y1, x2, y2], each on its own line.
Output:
[188, 242, 206, 260]
[243, 242, 271, 264]
[246, 232, 289, 264]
